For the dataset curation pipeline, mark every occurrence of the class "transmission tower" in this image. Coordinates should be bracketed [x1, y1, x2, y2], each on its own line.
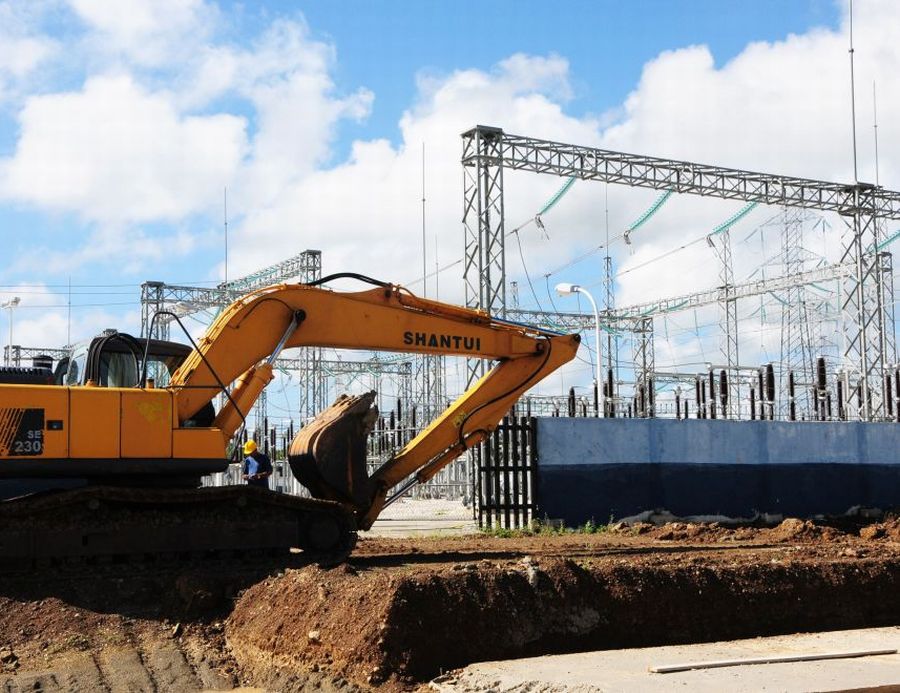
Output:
[777, 208, 820, 418]
[709, 228, 739, 416]
[602, 255, 618, 395]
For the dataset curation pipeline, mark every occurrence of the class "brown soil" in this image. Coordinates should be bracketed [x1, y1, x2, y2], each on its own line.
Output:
[2, 520, 900, 691]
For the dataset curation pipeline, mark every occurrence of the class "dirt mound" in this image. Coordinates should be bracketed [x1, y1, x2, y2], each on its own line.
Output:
[226, 540, 900, 689]
[637, 522, 732, 542]
[227, 564, 392, 688]
[860, 517, 900, 542]
[613, 518, 855, 544]
[768, 518, 842, 542]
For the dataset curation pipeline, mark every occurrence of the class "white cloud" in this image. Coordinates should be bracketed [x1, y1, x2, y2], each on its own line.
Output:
[0, 33, 54, 79]
[10, 225, 207, 276]
[227, 53, 601, 300]
[66, 0, 216, 68]
[0, 1, 58, 101]
[0, 74, 246, 224]
[232, 19, 374, 204]
[0, 284, 137, 350]
[0, 12, 374, 274]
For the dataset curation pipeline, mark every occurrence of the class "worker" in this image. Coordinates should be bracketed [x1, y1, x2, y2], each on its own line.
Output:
[241, 439, 273, 489]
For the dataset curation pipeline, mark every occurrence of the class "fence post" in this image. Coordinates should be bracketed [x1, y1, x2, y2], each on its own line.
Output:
[511, 415, 521, 528]
[527, 416, 538, 524]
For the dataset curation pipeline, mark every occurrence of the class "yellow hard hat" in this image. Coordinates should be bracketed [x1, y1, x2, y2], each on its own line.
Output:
[243, 440, 257, 455]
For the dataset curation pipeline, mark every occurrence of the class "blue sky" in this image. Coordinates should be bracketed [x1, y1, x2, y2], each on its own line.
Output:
[4, 0, 897, 401]
[295, 0, 839, 150]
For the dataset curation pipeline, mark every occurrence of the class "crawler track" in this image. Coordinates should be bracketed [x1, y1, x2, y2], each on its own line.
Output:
[0, 485, 357, 570]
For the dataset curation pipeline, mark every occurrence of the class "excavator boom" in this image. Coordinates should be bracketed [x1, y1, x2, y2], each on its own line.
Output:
[167, 276, 580, 528]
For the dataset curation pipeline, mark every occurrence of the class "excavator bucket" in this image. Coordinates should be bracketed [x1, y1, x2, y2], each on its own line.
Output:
[289, 392, 379, 508]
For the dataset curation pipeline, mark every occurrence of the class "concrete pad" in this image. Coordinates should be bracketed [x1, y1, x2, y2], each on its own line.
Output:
[369, 498, 477, 536]
[367, 518, 477, 537]
[432, 627, 900, 692]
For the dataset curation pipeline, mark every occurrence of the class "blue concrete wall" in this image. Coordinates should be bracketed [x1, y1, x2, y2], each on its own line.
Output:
[535, 418, 900, 524]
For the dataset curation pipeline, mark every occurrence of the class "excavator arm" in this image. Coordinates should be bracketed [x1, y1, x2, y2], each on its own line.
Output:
[169, 276, 580, 529]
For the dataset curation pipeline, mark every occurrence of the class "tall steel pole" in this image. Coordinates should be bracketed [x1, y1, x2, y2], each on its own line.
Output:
[556, 283, 602, 414]
[3, 297, 21, 367]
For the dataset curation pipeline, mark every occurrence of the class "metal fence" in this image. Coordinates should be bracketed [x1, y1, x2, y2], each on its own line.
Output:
[204, 408, 540, 528]
[472, 415, 538, 529]
[203, 415, 471, 508]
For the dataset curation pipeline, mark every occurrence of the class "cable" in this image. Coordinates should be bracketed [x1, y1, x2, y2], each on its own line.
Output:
[514, 229, 545, 312]
[403, 258, 463, 289]
[544, 274, 562, 315]
[84, 331, 144, 386]
[457, 337, 554, 448]
[142, 310, 247, 431]
[543, 191, 676, 279]
[581, 235, 709, 288]
[305, 272, 389, 288]
[13, 301, 139, 308]
[0, 280, 223, 289]
[0, 289, 135, 295]
[404, 178, 575, 290]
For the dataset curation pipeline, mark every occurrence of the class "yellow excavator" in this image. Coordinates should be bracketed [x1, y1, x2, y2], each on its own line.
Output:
[0, 274, 579, 565]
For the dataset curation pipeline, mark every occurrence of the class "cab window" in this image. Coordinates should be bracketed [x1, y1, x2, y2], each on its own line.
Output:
[102, 353, 139, 388]
[65, 346, 87, 386]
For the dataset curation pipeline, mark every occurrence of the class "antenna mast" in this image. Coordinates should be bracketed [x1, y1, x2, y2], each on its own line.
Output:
[67, 276, 71, 346]
[421, 143, 427, 297]
[873, 82, 880, 186]
[849, 0, 859, 183]
[224, 187, 229, 286]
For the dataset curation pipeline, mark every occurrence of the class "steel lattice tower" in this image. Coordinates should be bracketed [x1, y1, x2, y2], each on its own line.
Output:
[839, 186, 887, 419]
[462, 126, 506, 386]
[710, 229, 739, 416]
[602, 255, 619, 398]
[777, 208, 819, 418]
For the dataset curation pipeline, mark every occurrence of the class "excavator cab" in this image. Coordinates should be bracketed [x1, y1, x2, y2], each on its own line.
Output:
[54, 331, 192, 388]
[0, 332, 216, 501]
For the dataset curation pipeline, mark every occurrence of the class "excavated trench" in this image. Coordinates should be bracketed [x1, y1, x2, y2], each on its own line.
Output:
[226, 521, 900, 689]
[2, 520, 900, 691]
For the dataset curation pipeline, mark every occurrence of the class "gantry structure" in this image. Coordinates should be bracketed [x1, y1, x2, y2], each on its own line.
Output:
[141, 250, 326, 423]
[461, 125, 900, 420]
[140, 250, 323, 340]
[139, 249, 423, 424]
[3, 345, 69, 367]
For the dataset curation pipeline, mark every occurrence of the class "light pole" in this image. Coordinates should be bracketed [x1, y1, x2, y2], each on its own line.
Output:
[2, 297, 20, 366]
[555, 283, 602, 416]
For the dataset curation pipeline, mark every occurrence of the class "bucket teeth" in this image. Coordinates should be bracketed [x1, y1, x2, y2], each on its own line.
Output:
[289, 391, 378, 509]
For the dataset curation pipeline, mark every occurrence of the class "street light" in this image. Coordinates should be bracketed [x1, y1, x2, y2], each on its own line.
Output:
[555, 283, 602, 415]
[2, 297, 21, 367]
